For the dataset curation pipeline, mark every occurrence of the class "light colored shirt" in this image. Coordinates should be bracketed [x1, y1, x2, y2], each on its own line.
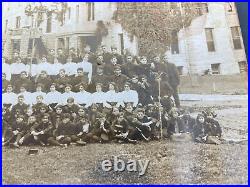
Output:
[74, 91, 92, 108]
[10, 63, 29, 75]
[91, 91, 108, 106]
[45, 91, 62, 104]
[61, 91, 76, 104]
[105, 90, 123, 108]
[64, 62, 78, 75]
[18, 91, 33, 106]
[2, 92, 17, 106]
[3, 63, 11, 80]
[120, 90, 139, 107]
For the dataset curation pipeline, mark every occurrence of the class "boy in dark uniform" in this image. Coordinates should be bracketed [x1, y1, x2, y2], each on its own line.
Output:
[71, 68, 89, 92]
[36, 70, 52, 92]
[109, 65, 128, 92]
[91, 65, 109, 92]
[32, 95, 49, 115]
[11, 95, 29, 121]
[57, 48, 67, 64]
[47, 49, 57, 64]
[123, 55, 139, 78]
[55, 69, 71, 93]
[101, 45, 112, 64]
[63, 97, 80, 121]
[2, 73, 10, 92]
[51, 105, 64, 129]
[111, 46, 123, 65]
[13, 71, 33, 93]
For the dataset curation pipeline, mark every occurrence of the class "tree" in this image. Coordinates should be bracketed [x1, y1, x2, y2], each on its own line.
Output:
[113, 2, 206, 56]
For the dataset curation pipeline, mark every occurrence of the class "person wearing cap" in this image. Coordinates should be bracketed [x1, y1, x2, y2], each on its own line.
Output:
[91, 65, 109, 92]
[12, 71, 33, 93]
[10, 57, 29, 81]
[70, 68, 89, 92]
[91, 83, 109, 109]
[162, 54, 180, 108]
[55, 69, 71, 93]
[32, 95, 49, 115]
[76, 54, 93, 84]
[61, 84, 76, 104]
[17, 85, 33, 106]
[63, 97, 80, 120]
[109, 65, 128, 92]
[45, 83, 62, 107]
[120, 82, 139, 108]
[105, 82, 123, 108]
[2, 85, 17, 107]
[74, 83, 92, 108]
[3, 114, 26, 148]
[35, 70, 52, 92]
[111, 46, 124, 65]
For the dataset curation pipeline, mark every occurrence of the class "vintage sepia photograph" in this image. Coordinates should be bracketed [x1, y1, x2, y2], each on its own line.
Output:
[2, 2, 248, 184]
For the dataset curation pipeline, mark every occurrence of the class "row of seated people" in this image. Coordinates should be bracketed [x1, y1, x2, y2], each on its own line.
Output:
[2, 82, 139, 109]
[2, 96, 222, 147]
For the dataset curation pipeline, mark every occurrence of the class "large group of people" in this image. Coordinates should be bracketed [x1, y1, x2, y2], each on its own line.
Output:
[2, 45, 222, 148]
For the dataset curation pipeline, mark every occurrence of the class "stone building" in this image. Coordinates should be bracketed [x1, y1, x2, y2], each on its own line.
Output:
[2, 2, 247, 75]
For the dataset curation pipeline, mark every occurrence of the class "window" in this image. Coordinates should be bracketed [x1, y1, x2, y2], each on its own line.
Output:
[238, 61, 248, 73]
[16, 16, 21, 29]
[68, 7, 71, 20]
[46, 12, 52, 33]
[205, 28, 215, 52]
[231, 26, 242, 49]
[171, 30, 179, 54]
[211, 63, 220, 74]
[76, 5, 79, 23]
[177, 66, 184, 75]
[87, 3, 95, 21]
[119, 33, 124, 55]
[12, 39, 21, 53]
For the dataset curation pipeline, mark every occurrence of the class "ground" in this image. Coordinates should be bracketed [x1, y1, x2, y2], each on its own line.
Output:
[2, 99, 248, 184]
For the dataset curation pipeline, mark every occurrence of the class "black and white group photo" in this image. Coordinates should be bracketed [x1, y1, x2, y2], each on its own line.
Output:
[2, 2, 248, 184]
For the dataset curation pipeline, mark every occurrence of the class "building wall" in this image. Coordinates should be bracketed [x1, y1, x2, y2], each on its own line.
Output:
[167, 2, 247, 75]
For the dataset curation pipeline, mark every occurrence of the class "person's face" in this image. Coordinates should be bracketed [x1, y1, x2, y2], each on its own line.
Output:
[77, 70, 84, 76]
[118, 115, 124, 122]
[58, 49, 63, 55]
[198, 116, 205, 123]
[163, 56, 168, 63]
[2, 74, 6, 80]
[164, 113, 169, 120]
[7, 86, 13, 93]
[21, 73, 27, 79]
[56, 108, 62, 114]
[207, 114, 213, 119]
[42, 117, 49, 123]
[40, 72, 47, 78]
[127, 56, 133, 63]
[62, 118, 70, 124]
[14, 52, 19, 58]
[97, 56, 103, 62]
[50, 49, 55, 55]
[109, 84, 115, 91]
[112, 107, 120, 116]
[172, 111, 179, 119]
[114, 69, 121, 76]
[96, 85, 102, 92]
[16, 117, 23, 123]
[97, 68, 103, 75]
[124, 85, 130, 91]
[50, 85, 56, 92]
[67, 101, 74, 107]
[18, 97, 24, 104]
[26, 109, 33, 116]
[42, 57, 47, 63]
[29, 116, 36, 123]
[154, 56, 160, 63]
[140, 58, 147, 64]
[111, 48, 117, 54]
[20, 87, 26, 93]
[36, 96, 43, 103]
[142, 77, 147, 82]
[78, 109, 85, 116]
[132, 78, 138, 83]
[126, 105, 133, 113]
[85, 46, 91, 52]
[102, 46, 107, 53]
[36, 86, 42, 92]
[111, 57, 117, 65]
[59, 70, 65, 77]
[83, 54, 89, 61]
[79, 85, 85, 92]
[40, 108, 46, 113]
[137, 112, 144, 119]
[65, 86, 71, 92]
[91, 106, 97, 112]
